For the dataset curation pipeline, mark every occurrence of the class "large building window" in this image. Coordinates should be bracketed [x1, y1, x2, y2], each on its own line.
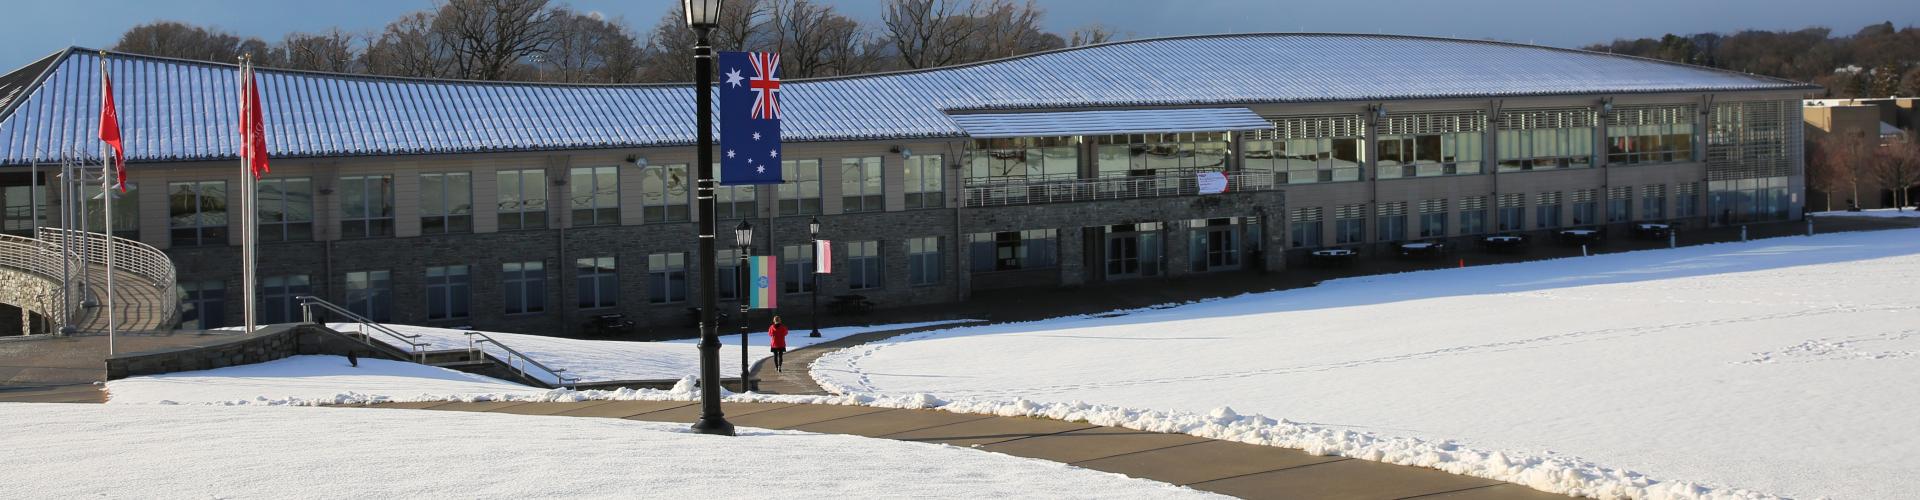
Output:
[1676, 182, 1700, 218]
[1497, 194, 1525, 232]
[576, 256, 617, 308]
[781, 244, 815, 293]
[1498, 108, 1595, 172]
[639, 164, 688, 223]
[841, 157, 883, 213]
[1535, 192, 1563, 229]
[425, 265, 470, 320]
[256, 178, 312, 242]
[714, 164, 758, 220]
[1243, 115, 1364, 184]
[1607, 105, 1696, 165]
[1418, 199, 1447, 238]
[1572, 189, 1599, 226]
[717, 249, 740, 300]
[344, 270, 392, 322]
[496, 169, 548, 230]
[1103, 223, 1163, 278]
[1188, 218, 1241, 272]
[339, 175, 394, 239]
[259, 274, 310, 325]
[969, 137, 1079, 185]
[778, 159, 822, 216]
[1643, 184, 1667, 220]
[1092, 132, 1229, 177]
[177, 280, 225, 329]
[79, 184, 138, 239]
[647, 253, 687, 304]
[420, 172, 472, 234]
[503, 261, 546, 315]
[168, 181, 228, 247]
[1374, 112, 1486, 179]
[1459, 196, 1488, 235]
[2, 184, 50, 236]
[907, 237, 942, 286]
[968, 229, 1057, 272]
[1607, 186, 1632, 223]
[1376, 202, 1407, 242]
[904, 155, 945, 209]
[1289, 207, 1324, 248]
[1334, 204, 1366, 244]
[571, 166, 620, 226]
[846, 240, 882, 290]
[1706, 100, 1798, 224]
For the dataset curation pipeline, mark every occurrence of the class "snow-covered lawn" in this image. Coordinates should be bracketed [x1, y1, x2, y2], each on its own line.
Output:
[0, 403, 1217, 499]
[105, 355, 545, 405]
[814, 229, 1920, 499]
[318, 319, 977, 383]
[1811, 207, 1920, 218]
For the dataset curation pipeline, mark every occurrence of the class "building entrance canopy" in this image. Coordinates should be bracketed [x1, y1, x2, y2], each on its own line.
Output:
[948, 108, 1272, 138]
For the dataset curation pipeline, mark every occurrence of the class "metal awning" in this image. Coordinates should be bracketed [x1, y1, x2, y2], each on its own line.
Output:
[948, 108, 1273, 138]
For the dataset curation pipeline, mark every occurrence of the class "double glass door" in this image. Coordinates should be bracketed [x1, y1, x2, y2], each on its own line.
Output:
[1105, 224, 1163, 279]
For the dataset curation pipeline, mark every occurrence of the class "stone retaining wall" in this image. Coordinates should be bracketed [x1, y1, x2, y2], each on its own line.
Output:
[104, 324, 408, 380]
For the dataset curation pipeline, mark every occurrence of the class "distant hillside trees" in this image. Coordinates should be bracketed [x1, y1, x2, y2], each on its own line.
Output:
[1588, 22, 1920, 98]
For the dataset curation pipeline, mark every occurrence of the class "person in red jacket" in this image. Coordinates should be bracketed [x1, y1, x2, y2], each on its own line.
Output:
[767, 316, 790, 371]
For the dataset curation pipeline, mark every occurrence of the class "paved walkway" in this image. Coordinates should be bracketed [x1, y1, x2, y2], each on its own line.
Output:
[0, 330, 247, 386]
[359, 399, 1571, 500]
[0, 383, 104, 403]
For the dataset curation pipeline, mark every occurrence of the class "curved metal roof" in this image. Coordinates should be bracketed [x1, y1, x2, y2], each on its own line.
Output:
[0, 33, 1815, 166]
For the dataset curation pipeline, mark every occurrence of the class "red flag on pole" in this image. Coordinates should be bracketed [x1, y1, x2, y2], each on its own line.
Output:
[98, 59, 126, 192]
[239, 63, 270, 179]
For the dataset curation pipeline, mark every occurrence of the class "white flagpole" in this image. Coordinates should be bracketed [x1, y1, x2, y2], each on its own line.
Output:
[239, 57, 256, 334]
[99, 54, 117, 353]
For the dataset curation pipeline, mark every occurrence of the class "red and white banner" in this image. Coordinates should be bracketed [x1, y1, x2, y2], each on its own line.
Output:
[815, 239, 832, 274]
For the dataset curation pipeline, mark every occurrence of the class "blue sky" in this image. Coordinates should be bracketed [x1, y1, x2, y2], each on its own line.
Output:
[4, 0, 1916, 70]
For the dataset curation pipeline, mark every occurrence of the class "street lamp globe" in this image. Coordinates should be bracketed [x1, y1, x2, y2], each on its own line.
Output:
[683, 0, 724, 29]
[809, 216, 821, 238]
[734, 220, 753, 249]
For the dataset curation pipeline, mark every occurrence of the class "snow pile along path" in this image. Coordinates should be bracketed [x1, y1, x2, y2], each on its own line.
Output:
[812, 229, 1920, 500]
[0, 403, 1219, 500]
[105, 355, 543, 405]
[1810, 208, 1920, 218]
[315, 320, 977, 383]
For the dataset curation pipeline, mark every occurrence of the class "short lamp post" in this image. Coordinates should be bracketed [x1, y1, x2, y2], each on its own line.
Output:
[808, 216, 822, 337]
[734, 220, 754, 392]
[685, 0, 733, 437]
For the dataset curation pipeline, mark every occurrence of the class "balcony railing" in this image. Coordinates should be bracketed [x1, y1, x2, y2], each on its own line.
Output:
[960, 171, 1279, 208]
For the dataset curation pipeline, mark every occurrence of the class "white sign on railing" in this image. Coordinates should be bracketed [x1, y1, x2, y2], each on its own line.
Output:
[1196, 171, 1229, 194]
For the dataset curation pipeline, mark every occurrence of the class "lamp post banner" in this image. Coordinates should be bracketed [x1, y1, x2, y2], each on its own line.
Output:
[719, 51, 784, 186]
[749, 255, 777, 309]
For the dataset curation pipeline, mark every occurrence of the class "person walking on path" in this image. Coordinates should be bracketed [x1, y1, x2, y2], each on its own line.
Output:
[768, 316, 790, 371]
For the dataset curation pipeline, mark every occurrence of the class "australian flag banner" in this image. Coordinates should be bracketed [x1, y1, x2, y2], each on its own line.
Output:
[719, 51, 784, 185]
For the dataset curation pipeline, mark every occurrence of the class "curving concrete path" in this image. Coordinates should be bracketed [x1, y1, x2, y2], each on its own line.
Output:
[359, 399, 1572, 500]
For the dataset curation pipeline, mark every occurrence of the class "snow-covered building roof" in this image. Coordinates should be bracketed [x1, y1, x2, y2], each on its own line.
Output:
[0, 33, 1816, 166]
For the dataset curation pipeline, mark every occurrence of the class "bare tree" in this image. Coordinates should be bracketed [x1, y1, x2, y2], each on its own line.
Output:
[819, 16, 885, 76]
[114, 21, 281, 65]
[883, 0, 982, 69]
[363, 11, 454, 78]
[637, 0, 768, 82]
[768, 0, 833, 78]
[1865, 136, 1920, 211]
[434, 0, 561, 80]
[1068, 24, 1117, 47]
[542, 8, 641, 83]
[282, 29, 360, 73]
[969, 0, 1059, 60]
[1810, 134, 1866, 211]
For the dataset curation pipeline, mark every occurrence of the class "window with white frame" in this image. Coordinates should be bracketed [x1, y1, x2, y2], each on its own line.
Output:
[496, 169, 548, 230]
[339, 175, 394, 238]
[778, 159, 821, 216]
[1289, 207, 1324, 248]
[419, 172, 472, 234]
[907, 237, 941, 286]
[1607, 105, 1696, 165]
[169, 181, 229, 246]
[841, 157, 883, 213]
[570, 166, 620, 226]
[1536, 192, 1564, 229]
[647, 253, 687, 304]
[1418, 199, 1447, 238]
[256, 178, 312, 242]
[847, 240, 881, 290]
[1459, 196, 1488, 235]
[259, 274, 310, 325]
[639, 164, 688, 223]
[576, 256, 617, 308]
[1498, 108, 1596, 172]
[781, 244, 815, 293]
[714, 163, 758, 220]
[904, 155, 945, 209]
[425, 265, 470, 320]
[502, 261, 545, 314]
[1374, 112, 1486, 179]
[1242, 115, 1364, 184]
[344, 270, 392, 322]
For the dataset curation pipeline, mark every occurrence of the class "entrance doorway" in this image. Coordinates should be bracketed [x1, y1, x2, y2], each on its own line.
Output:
[1104, 222, 1163, 279]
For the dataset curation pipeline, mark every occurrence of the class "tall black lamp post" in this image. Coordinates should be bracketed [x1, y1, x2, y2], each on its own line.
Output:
[685, 0, 733, 437]
[734, 220, 753, 392]
[808, 216, 822, 337]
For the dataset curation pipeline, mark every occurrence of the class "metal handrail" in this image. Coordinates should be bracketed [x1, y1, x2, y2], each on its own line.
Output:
[35, 227, 173, 289]
[961, 171, 1280, 208]
[295, 295, 428, 362]
[464, 331, 579, 388]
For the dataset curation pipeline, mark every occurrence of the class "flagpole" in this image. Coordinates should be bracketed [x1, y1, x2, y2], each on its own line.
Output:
[98, 52, 116, 353]
[240, 56, 258, 334]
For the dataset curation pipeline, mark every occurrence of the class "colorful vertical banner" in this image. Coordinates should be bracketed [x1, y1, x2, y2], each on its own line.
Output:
[719, 51, 784, 185]
[749, 255, 777, 309]
[815, 239, 832, 274]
